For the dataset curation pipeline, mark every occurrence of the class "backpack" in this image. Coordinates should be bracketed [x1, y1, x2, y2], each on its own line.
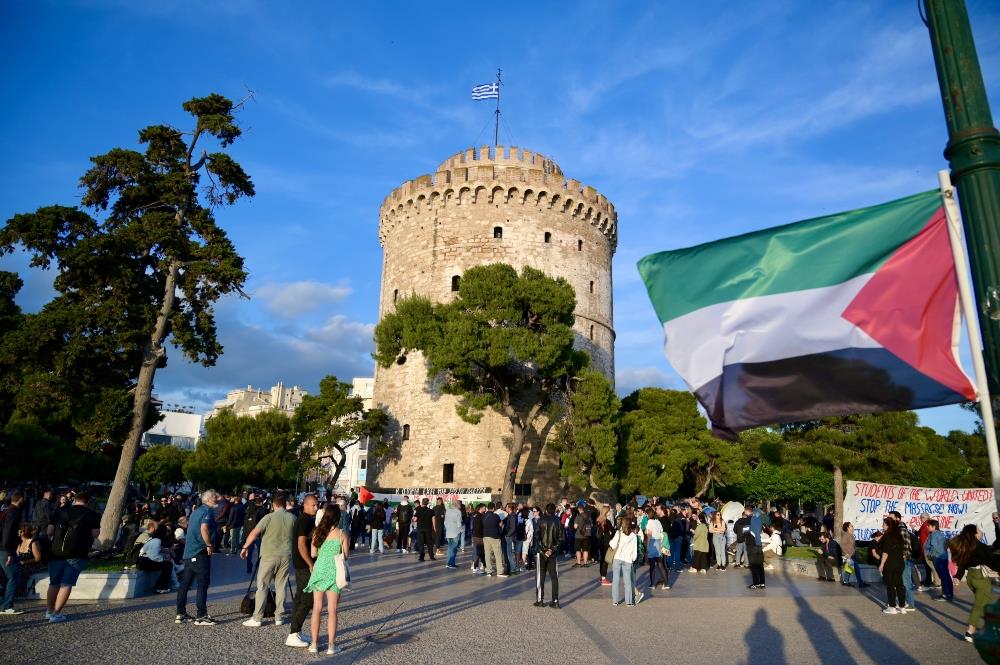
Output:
[51, 511, 90, 559]
[578, 515, 592, 538]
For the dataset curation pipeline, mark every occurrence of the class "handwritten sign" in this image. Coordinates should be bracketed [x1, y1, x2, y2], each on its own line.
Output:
[843, 480, 995, 544]
[368, 489, 493, 506]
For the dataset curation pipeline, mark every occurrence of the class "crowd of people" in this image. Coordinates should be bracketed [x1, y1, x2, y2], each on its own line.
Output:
[1, 484, 998, 647]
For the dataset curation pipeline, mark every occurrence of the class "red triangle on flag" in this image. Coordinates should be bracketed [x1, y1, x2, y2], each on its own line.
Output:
[842, 207, 975, 400]
[358, 486, 374, 505]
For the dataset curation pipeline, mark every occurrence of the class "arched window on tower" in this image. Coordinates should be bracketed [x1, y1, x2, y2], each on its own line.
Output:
[402, 424, 410, 440]
[493, 226, 503, 239]
[544, 231, 552, 243]
[589, 281, 594, 294]
[578, 239, 583, 251]
[451, 275, 461, 292]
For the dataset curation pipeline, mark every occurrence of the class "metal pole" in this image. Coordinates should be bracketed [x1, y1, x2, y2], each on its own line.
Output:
[494, 68, 501, 147]
[925, 0, 1000, 504]
[940, 171, 1000, 517]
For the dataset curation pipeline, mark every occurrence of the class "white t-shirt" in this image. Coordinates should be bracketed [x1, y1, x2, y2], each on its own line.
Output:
[646, 518, 663, 541]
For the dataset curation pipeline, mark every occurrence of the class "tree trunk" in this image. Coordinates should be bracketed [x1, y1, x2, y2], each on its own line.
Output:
[694, 462, 715, 498]
[97, 260, 180, 549]
[833, 464, 844, 530]
[499, 422, 525, 505]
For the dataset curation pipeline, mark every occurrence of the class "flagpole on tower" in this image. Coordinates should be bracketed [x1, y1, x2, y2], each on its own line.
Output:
[494, 68, 502, 147]
[939, 170, 1000, 517]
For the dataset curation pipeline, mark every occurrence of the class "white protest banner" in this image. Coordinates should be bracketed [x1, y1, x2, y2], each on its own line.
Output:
[843, 480, 995, 543]
[367, 487, 493, 506]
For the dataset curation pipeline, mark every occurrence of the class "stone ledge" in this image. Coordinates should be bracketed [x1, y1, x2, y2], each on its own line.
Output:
[24, 568, 159, 600]
[771, 556, 882, 584]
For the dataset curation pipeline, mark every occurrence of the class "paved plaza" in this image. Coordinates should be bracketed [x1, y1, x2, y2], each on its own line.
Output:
[2, 549, 982, 665]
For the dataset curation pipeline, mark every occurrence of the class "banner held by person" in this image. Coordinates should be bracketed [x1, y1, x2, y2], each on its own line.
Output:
[842, 480, 994, 543]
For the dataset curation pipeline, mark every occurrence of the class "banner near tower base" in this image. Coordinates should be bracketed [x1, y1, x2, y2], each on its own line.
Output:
[365, 488, 493, 506]
[843, 480, 995, 543]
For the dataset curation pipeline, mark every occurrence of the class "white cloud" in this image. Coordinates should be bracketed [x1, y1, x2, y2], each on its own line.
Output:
[255, 280, 352, 319]
[615, 366, 681, 396]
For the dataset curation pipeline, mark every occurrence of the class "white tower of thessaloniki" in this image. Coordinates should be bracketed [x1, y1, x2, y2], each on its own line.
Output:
[370, 145, 618, 501]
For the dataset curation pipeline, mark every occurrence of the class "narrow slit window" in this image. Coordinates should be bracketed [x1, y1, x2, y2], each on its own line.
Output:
[402, 424, 410, 440]
[493, 226, 503, 239]
[578, 239, 583, 251]
[589, 281, 594, 294]
[393, 289, 399, 303]
[443, 463, 454, 483]
[451, 275, 460, 292]
[544, 231, 552, 243]
[589, 325, 594, 340]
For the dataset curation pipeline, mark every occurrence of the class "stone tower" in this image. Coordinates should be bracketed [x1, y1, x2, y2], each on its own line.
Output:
[371, 145, 618, 500]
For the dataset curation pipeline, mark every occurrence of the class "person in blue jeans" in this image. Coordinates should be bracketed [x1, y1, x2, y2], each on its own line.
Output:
[923, 519, 953, 601]
[0, 491, 26, 615]
[444, 501, 463, 569]
[175, 490, 219, 626]
[609, 518, 639, 606]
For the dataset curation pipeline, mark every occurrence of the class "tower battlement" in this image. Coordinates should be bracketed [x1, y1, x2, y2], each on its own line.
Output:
[379, 145, 617, 249]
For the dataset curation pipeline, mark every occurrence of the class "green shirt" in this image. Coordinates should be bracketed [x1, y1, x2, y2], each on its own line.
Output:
[255, 509, 296, 559]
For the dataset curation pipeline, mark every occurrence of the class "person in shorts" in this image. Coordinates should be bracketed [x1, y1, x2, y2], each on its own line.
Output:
[45, 490, 100, 623]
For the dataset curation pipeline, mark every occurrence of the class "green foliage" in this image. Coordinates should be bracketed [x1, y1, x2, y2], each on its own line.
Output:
[185, 410, 296, 491]
[292, 375, 388, 487]
[550, 369, 620, 490]
[619, 388, 743, 498]
[374, 264, 588, 500]
[134, 444, 191, 493]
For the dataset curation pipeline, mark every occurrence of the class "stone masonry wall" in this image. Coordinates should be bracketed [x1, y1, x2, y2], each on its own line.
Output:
[370, 146, 617, 502]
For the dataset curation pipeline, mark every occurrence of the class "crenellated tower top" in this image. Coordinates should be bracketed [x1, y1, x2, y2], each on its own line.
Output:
[379, 145, 617, 250]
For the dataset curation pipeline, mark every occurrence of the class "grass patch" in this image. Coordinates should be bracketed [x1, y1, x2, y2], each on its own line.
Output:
[783, 546, 820, 560]
[85, 556, 127, 573]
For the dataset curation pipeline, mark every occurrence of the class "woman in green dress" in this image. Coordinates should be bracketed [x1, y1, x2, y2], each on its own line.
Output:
[305, 504, 349, 655]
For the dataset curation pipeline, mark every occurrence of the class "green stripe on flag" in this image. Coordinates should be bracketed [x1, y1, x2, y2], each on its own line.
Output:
[637, 190, 941, 323]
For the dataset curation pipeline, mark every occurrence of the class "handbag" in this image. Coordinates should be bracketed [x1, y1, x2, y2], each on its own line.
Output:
[843, 558, 855, 576]
[239, 554, 276, 616]
[335, 553, 350, 590]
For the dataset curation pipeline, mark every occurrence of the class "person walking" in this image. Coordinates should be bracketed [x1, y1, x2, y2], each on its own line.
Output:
[444, 501, 463, 569]
[369, 502, 386, 555]
[950, 524, 1000, 643]
[175, 490, 219, 626]
[879, 517, 908, 614]
[305, 505, 349, 655]
[609, 516, 639, 606]
[923, 519, 953, 602]
[45, 490, 100, 622]
[0, 491, 27, 615]
[241, 493, 296, 627]
[534, 503, 564, 608]
[286, 494, 318, 648]
[414, 498, 436, 562]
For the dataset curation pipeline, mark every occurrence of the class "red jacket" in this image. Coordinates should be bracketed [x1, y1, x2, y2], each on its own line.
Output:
[918, 521, 931, 548]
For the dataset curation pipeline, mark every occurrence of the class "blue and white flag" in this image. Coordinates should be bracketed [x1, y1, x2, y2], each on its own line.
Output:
[472, 83, 499, 100]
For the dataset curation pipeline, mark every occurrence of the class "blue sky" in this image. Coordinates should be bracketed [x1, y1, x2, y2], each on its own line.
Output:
[2, 1, 998, 433]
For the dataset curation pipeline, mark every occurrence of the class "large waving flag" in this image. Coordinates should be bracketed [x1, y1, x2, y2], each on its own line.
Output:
[637, 190, 976, 438]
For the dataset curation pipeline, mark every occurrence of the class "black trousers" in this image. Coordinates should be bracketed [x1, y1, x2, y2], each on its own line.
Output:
[289, 567, 311, 633]
[750, 564, 765, 586]
[417, 529, 435, 559]
[536, 552, 558, 601]
[883, 565, 905, 607]
[397, 524, 410, 550]
[137, 557, 172, 591]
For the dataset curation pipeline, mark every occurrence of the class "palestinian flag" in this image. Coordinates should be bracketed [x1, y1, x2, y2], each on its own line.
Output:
[637, 190, 975, 438]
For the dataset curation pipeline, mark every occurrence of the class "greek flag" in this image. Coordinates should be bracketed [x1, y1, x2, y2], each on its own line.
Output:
[472, 83, 499, 100]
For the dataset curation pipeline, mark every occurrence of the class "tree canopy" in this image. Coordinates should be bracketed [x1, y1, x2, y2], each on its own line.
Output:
[134, 444, 191, 495]
[550, 369, 620, 492]
[1, 93, 254, 546]
[374, 263, 587, 503]
[185, 410, 296, 491]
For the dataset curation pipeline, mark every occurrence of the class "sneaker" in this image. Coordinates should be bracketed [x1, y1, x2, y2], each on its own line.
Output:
[1, 608, 24, 615]
[242, 618, 263, 627]
[660, 584, 671, 590]
[636, 591, 645, 604]
[45, 610, 52, 620]
[613, 600, 623, 606]
[194, 615, 217, 626]
[155, 588, 171, 594]
[326, 645, 341, 655]
[966, 631, 976, 643]
[918, 585, 932, 592]
[549, 600, 560, 609]
[533, 600, 546, 607]
[626, 603, 636, 607]
[308, 644, 318, 653]
[700, 569, 707, 575]
[175, 613, 194, 624]
[286, 633, 310, 648]
[395, 549, 402, 553]
[497, 573, 509, 578]
[901, 605, 916, 613]
[447, 565, 458, 569]
[933, 596, 950, 602]
[600, 578, 612, 586]
[882, 607, 899, 615]
[274, 619, 286, 626]
[48, 613, 68, 623]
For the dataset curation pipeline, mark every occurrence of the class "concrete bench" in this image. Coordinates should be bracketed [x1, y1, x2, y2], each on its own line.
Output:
[24, 568, 160, 600]
[773, 556, 881, 583]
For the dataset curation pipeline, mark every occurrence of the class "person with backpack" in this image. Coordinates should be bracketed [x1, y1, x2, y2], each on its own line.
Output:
[573, 505, 593, 568]
[45, 490, 100, 623]
[0, 490, 27, 615]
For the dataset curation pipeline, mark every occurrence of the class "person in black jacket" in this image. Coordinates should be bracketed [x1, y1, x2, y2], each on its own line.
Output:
[950, 524, 1000, 643]
[733, 509, 751, 568]
[534, 503, 565, 609]
[0, 491, 26, 614]
[415, 499, 436, 561]
[482, 504, 504, 576]
[816, 532, 841, 581]
[395, 497, 413, 554]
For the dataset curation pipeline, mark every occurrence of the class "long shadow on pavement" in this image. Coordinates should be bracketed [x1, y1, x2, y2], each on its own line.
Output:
[745, 607, 786, 665]
[842, 609, 919, 665]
